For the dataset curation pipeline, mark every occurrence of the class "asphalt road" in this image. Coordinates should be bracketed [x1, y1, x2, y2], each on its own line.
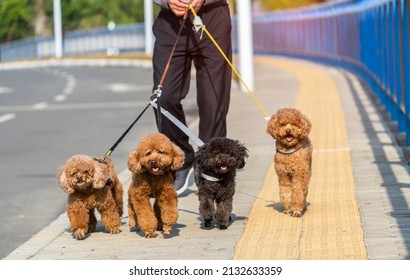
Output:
[0, 63, 196, 258]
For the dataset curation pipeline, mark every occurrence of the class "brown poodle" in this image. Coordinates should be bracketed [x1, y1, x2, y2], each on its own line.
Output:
[267, 108, 313, 217]
[127, 132, 185, 238]
[56, 155, 123, 239]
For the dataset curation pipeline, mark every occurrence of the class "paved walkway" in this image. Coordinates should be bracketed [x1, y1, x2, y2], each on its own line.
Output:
[3, 55, 410, 260]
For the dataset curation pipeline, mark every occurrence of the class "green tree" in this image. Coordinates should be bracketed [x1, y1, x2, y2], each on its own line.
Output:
[0, 0, 33, 43]
[35, 0, 49, 36]
[51, 0, 145, 31]
[0, 0, 146, 43]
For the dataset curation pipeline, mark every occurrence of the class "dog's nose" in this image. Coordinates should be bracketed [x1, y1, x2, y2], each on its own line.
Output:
[150, 160, 157, 166]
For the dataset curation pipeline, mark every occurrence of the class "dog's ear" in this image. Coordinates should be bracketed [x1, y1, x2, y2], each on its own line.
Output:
[93, 161, 109, 189]
[266, 114, 279, 139]
[300, 113, 312, 138]
[171, 143, 185, 171]
[56, 166, 74, 194]
[234, 141, 249, 169]
[128, 149, 143, 174]
[194, 144, 206, 166]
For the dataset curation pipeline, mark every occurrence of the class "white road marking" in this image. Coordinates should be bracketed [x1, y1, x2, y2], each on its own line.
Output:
[0, 113, 16, 123]
[43, 68, 77, 102]
[103, 83, 152, 93]
[0, 101, 147, 113]
[54, 95, 67, 102]
[0, 87, 14, 94]
[32, 102, 49, 110]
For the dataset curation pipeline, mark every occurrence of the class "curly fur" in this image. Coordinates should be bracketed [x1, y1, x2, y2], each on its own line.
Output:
[127, 132, 185, 238]
[56, 154, 123, 239]
[194, 137, 248, 229]
[267, 108, 313, 217]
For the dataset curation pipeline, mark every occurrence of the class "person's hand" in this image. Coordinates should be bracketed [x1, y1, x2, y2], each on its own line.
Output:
[189, 0, 205, 13]
[167, 0, 205, 17]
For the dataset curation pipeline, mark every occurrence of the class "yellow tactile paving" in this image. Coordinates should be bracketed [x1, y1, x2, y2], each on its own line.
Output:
[233, 56, 367, 260]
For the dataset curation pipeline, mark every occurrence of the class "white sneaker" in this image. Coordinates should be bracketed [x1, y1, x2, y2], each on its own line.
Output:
[175, 166, 194, 196]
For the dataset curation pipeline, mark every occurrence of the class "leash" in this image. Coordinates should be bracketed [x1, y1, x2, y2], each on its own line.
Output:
[102, 4, 213, 158]
[103, 93, 204, 159]
[189, 4, 271, 121]
[104, 103, 151, 158]
[153, 7, 190, 133]
[150, 97, 204, 147]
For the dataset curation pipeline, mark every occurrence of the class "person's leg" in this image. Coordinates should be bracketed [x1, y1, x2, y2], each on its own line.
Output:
[152, 9, 195, 167]
[193, 5, 232, 143]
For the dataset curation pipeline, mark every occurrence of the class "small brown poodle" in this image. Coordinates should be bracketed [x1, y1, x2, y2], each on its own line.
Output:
[127, 132, 185, 238]
[267, 108, 313, 217]
[194, 137, 248, 229]
[56, 155, 123, 239]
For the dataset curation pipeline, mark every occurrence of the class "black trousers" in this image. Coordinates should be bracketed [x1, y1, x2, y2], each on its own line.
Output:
[152, 4, 232, 168]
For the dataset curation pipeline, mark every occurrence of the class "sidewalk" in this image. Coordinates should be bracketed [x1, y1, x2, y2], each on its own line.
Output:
[3, 55, 410, 260]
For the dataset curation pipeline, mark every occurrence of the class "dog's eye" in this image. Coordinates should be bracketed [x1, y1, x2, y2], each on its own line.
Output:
[145, 151, 152, 156]
[158, 149, 166, 154]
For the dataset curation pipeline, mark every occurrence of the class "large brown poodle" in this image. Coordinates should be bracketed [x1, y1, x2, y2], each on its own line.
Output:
[267, 108, 313, 218]
[56, 155, 123, 239]
[127, 132, 185, 238]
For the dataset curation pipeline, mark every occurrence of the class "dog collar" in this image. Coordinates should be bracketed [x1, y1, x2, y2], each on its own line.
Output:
[201, 172, 222, 182]
[93, 158, 113, 188]
[276, 147, 298, 154]
[105, 178, 114, 189]
[276, 139, 307, 155]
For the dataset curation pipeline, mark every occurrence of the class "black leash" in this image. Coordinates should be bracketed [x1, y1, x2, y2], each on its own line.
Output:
[104, 103, 151, 158]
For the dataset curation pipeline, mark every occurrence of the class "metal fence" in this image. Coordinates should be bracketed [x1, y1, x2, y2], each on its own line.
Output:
[0, 23, 145, 61]
[251, 0, 410, 145]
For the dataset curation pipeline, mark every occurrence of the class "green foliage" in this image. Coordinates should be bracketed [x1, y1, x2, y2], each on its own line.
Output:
[0, 0, 34, 43]
[0, 0, 146, 43]
[55, 0, 145, 31]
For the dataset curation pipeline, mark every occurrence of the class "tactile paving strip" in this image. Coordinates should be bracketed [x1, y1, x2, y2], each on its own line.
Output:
[233, 57, 367, 260]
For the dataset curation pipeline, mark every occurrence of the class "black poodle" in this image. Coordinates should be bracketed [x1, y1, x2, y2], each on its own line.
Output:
[194, 137, 249, 229]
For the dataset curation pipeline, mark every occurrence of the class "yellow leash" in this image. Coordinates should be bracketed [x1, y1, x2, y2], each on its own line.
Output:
[189, 4, 270, 120]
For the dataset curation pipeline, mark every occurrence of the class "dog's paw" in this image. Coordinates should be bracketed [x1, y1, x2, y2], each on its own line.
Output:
[109, 228, 121, 235]
[74, 228, 87, 240]
[162, 224, 173, 235]
[218, 224, 228, 230]
[129, 220, 137, 229]
[204, 219, 212, 227]
[145, 231, 157, 238]
[290, 210, 302, 218]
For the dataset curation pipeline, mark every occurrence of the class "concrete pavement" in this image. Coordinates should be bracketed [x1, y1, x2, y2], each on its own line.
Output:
[3, 55, 410, 260]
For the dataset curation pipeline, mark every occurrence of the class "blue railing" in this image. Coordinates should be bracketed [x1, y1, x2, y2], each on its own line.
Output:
[250, 0, 410, 145]
[0, 23, 145, 61]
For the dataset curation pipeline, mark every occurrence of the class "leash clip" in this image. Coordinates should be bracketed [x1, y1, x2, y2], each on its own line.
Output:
[93, 157, 108, 164]
[153, 84, 163, 98]
[192, 15, 205, 39]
